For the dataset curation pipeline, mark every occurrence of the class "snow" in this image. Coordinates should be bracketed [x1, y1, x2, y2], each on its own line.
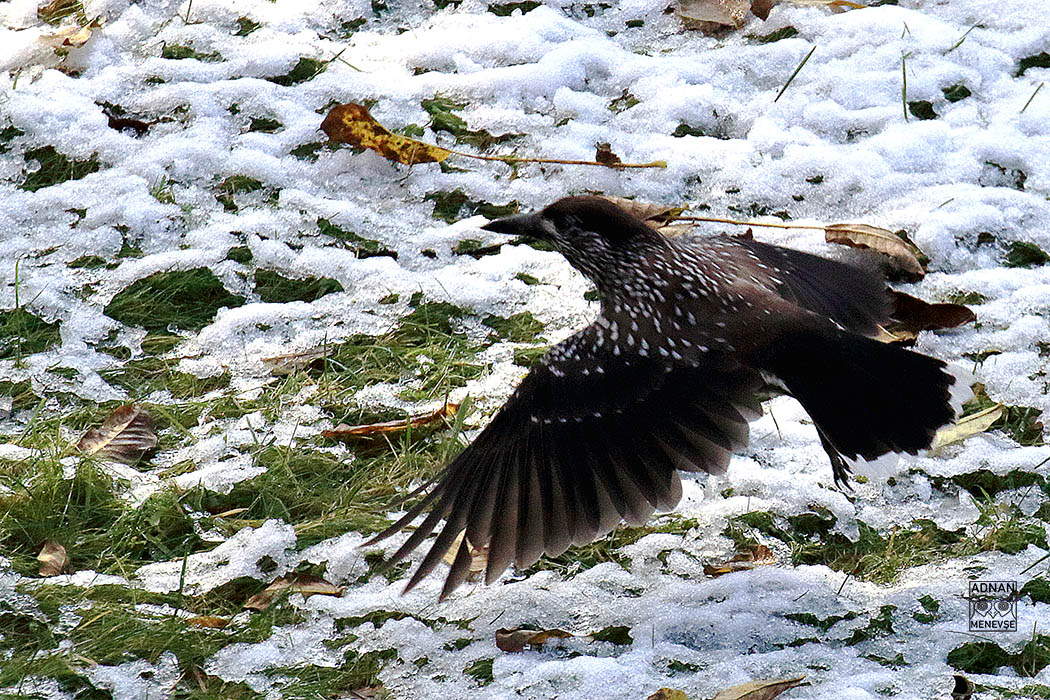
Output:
[2, 0, 1050, 698]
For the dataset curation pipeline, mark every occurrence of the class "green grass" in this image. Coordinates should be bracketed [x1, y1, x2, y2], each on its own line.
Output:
[104, 268, 247, 333]
[0, 307, 61, 361]
[21, 146, 100, 192]
[254, 269, 343, 304]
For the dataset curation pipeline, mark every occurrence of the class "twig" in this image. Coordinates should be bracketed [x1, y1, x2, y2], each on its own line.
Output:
[947, 24, 977, 53]
[1021, 82, 1044, 113]
[441, 146, 666, 168]
[675, 215, 825, 231]
[775, 46, 816, 103]
[901, 51, 913, 121]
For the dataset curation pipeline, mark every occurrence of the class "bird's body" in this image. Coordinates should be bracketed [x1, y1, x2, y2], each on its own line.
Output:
[368, 196, 955, 599]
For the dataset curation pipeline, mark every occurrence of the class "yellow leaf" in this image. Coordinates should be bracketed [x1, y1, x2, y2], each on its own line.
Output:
[321, 103, 451, 166]
[931, 404, 1005, 451]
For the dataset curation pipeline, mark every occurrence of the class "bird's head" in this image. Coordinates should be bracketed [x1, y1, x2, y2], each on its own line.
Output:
[482, 196, 666, 286]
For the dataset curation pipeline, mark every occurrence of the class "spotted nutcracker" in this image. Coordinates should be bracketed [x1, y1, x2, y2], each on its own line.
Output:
[367, 196, 955, 599]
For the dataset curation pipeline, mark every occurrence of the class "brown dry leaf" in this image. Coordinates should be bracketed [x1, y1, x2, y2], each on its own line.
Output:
[825, 223, 926, 281]
[321, 103, 451, 166]
[704, 544, 774, 577]
[442, 532, 488, 581]
[599, 196, 688, 228]
[888, 291, 976, 334]
[931, 404, 1005, 451]
[951, 674, 975, 700]
[261, 346, 331, 376]
[678, 0, 751, 28]
[750, 0, 776, 19]
[41, 20, 96, 49]
[186, 615, 229, 629]
[648, 690, 690, 700]
[37, 540, 67, 577]
[77, 404, 157, 465]
[322, 403, 459, 440]
[595, 142, 624, 169]
[244, 574, 343, 611]
[495, 627, 574, 653]
[37, 0, 83, 25]
[712, 676, 806, 700]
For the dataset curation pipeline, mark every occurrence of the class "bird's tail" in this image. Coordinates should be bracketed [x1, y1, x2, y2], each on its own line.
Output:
[754, 326, 956, 463]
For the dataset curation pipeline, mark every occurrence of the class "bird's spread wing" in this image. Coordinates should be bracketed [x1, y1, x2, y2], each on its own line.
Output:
[730, 236, 891, 336]
[365, 324, 763, 599]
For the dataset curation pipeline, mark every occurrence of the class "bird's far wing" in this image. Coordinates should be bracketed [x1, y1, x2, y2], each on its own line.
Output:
[730, 235, 892, 336]
[365, 324, 763, 599]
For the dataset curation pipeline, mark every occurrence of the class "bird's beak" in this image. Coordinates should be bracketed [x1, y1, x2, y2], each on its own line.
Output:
[481, 212, 549, 240]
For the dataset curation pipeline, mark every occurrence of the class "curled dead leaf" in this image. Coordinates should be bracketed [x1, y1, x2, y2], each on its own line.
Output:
[495, 627, 574, 653]
[825, 223, 926, 281]
[648, 690, 690, 700]
[244, 574, 343, 611]
[321, 102, 452, 166]
[262, 346, 331, 376]
[712, 676, 806, 700]
[322, 403, 460, 440]
[599, 196, 686, 228]
[931, 404, 1005, 451]
[37, 540, 67, 577]
[77, 404, 157, 465]
[442, 531, 488, 581]
[951, 674, 975, 700]
[678, 0, 751, 28]
[595, 142, 624, 169]
[890, 291, 976, 331]
[704, 544, 774, 577]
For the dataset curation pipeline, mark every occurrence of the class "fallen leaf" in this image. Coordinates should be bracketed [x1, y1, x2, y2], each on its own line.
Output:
[704, 544, 774, 577]
[678, 0, 751, 28]
[495, 627, 574, 652]
[951, 674, 975, 700]
[595, 142, 624, 168]
[37, 540, 67, 577]
[321, 102, 452, 166]
[648, 690, 690, 700]
[750, 0, 775, 20]
[186, 615, 229, 629]
[37, 0, 83, 25]
[77, 404, 157, 465]
[890, 291, 976, 331]
[712, 676, 805, 700]
[599, 196, 686, 228]
[261, 346, 331, 375]
[322, 403, 459, 440]
[244, 574, 343, 611]
[442, 531, 488, 581]
[931, 404, 1005, 451]
[825, 223, 926, 281]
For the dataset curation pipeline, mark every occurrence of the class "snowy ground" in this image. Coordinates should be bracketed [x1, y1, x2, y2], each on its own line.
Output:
[2, 0, 1050, 698]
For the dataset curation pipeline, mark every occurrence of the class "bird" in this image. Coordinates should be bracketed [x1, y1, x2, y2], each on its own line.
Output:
[365, 195, 956, 600]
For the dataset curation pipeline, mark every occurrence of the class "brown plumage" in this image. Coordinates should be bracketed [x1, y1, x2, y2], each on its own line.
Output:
[366, 196, 956, 599]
